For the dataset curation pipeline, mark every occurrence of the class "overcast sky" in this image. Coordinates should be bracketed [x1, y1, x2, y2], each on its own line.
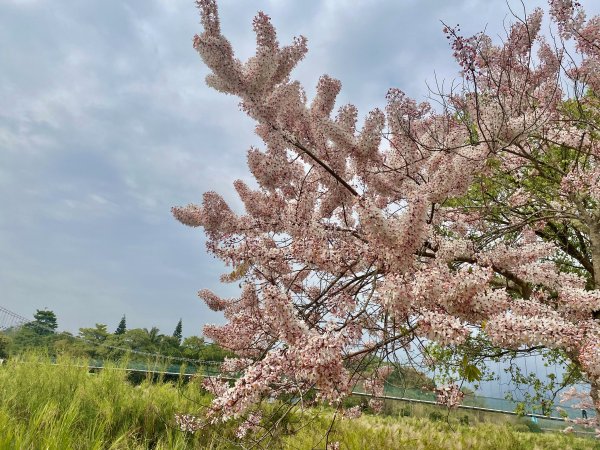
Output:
[2, 0, 599, 337]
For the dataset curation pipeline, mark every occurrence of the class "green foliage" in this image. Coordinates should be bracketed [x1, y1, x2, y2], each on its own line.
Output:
[341, 394, 368, 411]
[198, 342, 234, 362]
[6, 326, 61, 355]
[26, 309, 58, 335]
[500, 351, 584, 417]
[386, 365, 436, 391]
[181, 335, 205, 359]
[399, 407, 411, 417]
[144, 326, 162, 345]
[5, 311, 232, 370]
[429, 411, 444, 422]
[0, 333, 9, 359]
[511, 422, 531, 433]
[79, 323, 109, 343]
[460, 355, 483, 383]
[285, 414, 598, 450]
[515, 402, 527, 417]
[422, 339, 497, 395]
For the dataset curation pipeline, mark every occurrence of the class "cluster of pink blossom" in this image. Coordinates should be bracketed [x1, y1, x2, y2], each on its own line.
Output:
[559, 386, 599, 428]
[417, 310, 469, 346]
[442, 25, 481, 77]
[560, 386, 596, 410]
[174, 413, 203, 434]
[550, 0, 600, 92]
[202, 377, 230, 397]
[207, 352, 286, 421]
[561, 164, 600, 203]
[342, 405, 362, 419]
[435, 384, 464, 409]
[357, 197, 429, 273]
[174, 0, 600, 421]
[221, 357, 253, 374]
[485, 312, 581, 352]
[580, 338, 600, 381]
[559, 288, 600, 316]
[205, 329, 351, 421]
[235, 411, 262, 439]
[363, 366, 393, 413]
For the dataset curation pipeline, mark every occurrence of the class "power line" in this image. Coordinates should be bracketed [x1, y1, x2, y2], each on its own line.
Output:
[0, 306, 29, 331]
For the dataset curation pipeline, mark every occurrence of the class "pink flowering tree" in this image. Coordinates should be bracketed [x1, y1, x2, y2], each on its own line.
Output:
[173, 0, 600, 423]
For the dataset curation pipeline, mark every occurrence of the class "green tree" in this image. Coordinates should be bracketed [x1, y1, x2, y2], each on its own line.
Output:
[51, 332, 84, 357]
[181, 336, 205, 360]
[77, 324, 110, 360]
[144, 327, 162, 346]
[201, 342, 233, 362]
[172, 319, 183, 344]
[8, 326, 44, 354]
[115, 315, 127, 335]
[122, 329, 153, 353]
[27, 309, 58, 336]
[79, 324, 109, 344]
[159, 335, 183, 357]
[120, 327, 166, 356]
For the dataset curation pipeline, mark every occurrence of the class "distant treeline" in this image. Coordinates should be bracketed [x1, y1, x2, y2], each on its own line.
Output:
[0, 309, 231, 363]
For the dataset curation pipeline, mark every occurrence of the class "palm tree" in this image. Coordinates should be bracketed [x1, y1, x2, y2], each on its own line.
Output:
[143, 327, 163, 347]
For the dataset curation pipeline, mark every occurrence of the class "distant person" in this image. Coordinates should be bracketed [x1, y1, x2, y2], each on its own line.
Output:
[582, 409, 588, 419]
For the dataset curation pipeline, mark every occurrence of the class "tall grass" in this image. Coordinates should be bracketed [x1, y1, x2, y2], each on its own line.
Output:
[0, 355, 597, 449]
[0, 354, 236, 449]
[281, 414, 600, 450]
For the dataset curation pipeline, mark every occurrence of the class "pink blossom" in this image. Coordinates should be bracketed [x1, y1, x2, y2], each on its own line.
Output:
[175, 0, 600, 421]
[174, 413, 203, 433]
[435, 384, 464, 409]
[342, 405, 362, 419]
[235, 411, 262, 438]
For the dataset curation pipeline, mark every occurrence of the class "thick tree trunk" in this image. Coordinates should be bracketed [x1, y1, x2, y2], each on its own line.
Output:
[588, 216, 600, 289]
[582, 214, 600, 419]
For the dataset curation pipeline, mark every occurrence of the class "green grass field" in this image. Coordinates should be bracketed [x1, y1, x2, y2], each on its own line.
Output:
[0, 355, 597, 449]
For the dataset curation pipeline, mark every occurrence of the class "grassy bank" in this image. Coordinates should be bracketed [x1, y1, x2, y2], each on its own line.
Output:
[288, 414, 599, 450]
[0, 355, 597, 449]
